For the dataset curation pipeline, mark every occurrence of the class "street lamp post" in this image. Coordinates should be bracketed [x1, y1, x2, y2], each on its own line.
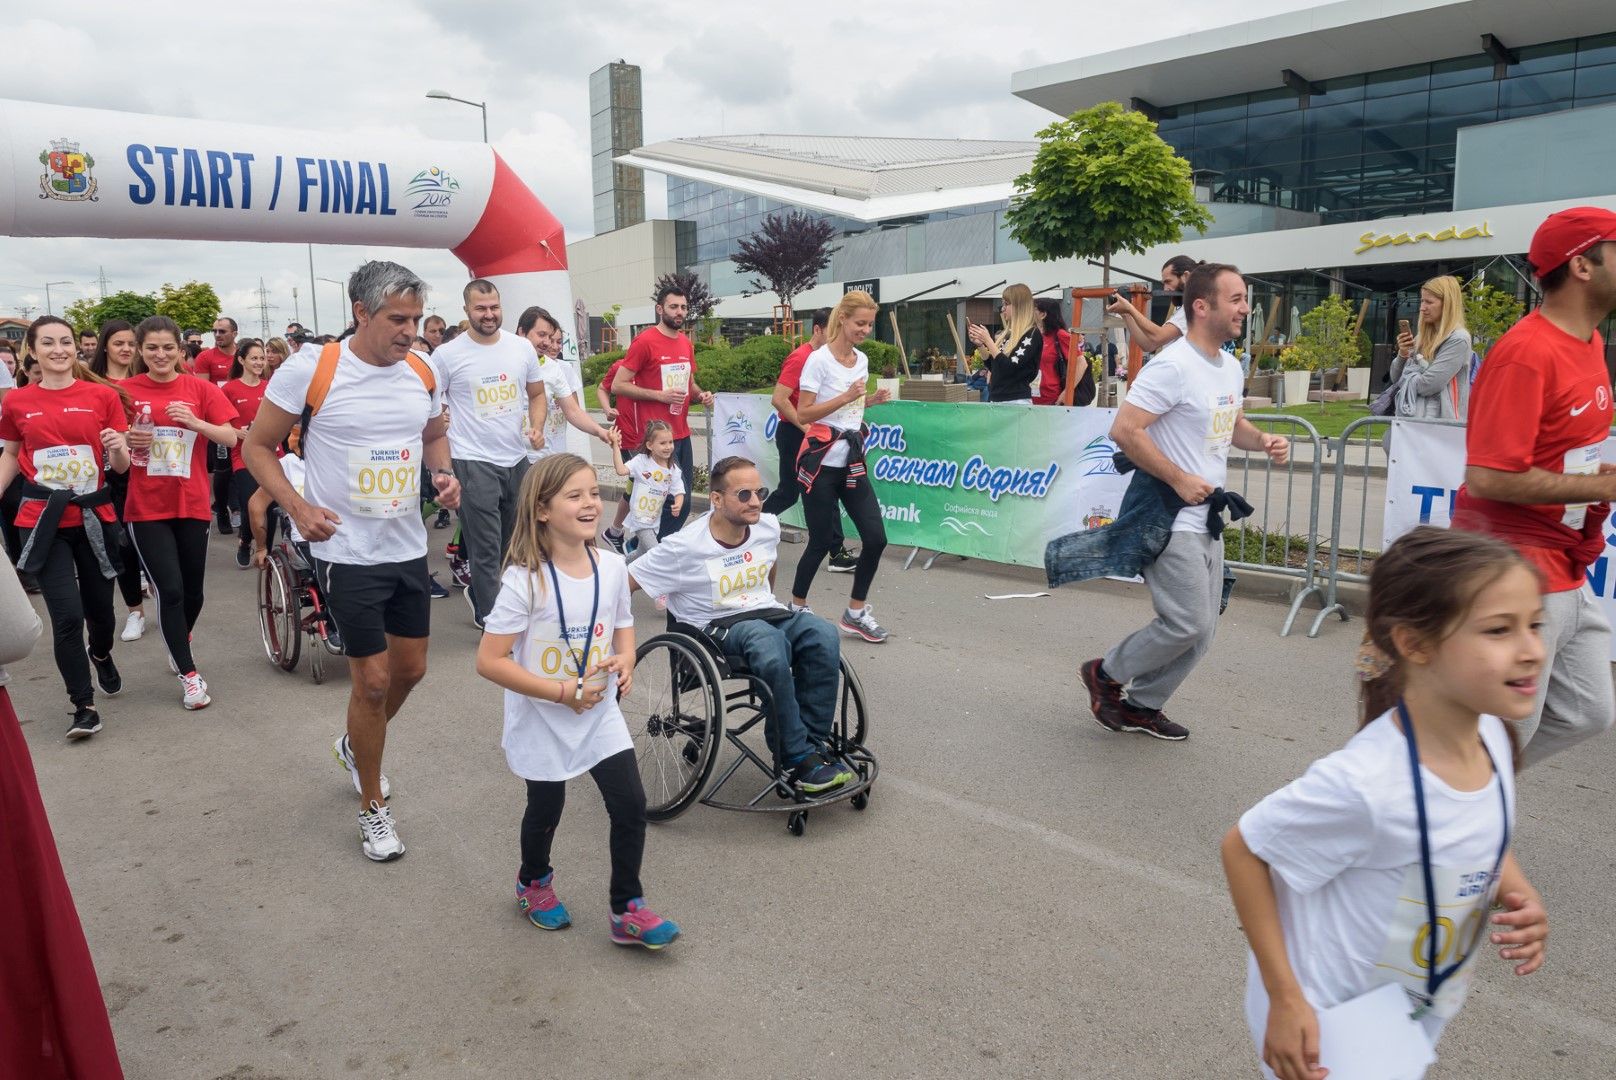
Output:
[317, 278, 347, 329]
[44, 280, 72, 316]
[425, 89, 488, 142]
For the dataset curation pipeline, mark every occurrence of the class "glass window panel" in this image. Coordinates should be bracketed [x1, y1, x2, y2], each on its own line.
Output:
[1247, 87, 1298, 116]
[1155, 110, 1192, 133]
[1246, 108, 1305, 141]
[1429, 82, 1498, 117]
[1576, 63, 1616, 101]
[1303, 101, 1363, 133]
[1247, 137, 1305, 166]
[1500, 69, 1574, 111]
[1314, 74, 1365, 103]
[1426, 113, 1494, 145]
[1307, 128, 1364, 159]
[1363, 93, 1429, 126]
[1366, 64, 1430, 98]
[1431, 54, 1494, 88]
[1193, 118, 1247, 148]
[1579, 32, 1616, 66]
[1363, 122, 1428, 152]
[1360, 148, 1429, 177]
[1509, 41, 1576, 75]
[1191, 94, 1249, 123]
[1577, 93, 1616, 109]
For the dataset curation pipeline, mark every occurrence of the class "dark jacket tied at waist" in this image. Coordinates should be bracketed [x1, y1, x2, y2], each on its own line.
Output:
[16, 482, 124, 579]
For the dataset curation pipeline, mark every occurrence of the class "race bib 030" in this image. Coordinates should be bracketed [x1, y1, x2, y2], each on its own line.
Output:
[33, 444, 99, 494]
[347, 443, 421, 518]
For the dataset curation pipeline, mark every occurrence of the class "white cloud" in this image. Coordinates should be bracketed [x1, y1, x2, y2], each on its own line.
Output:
[0, 0, 1339, 329]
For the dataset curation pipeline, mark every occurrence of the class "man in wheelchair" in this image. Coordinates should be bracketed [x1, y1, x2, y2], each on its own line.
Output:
[627, 456, 853, 794]
[247, 443, 343, 654]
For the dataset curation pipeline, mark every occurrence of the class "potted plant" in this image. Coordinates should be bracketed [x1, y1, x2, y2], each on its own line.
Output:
[1246, 352, 1278, 399]
[877, 362, 900, 402]
[1277, 347, 1314, 408]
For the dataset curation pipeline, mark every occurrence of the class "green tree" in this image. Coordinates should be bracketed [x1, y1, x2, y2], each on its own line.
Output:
[1463, 276, 1524, 358]
[62, 290, 158, 333]
[155, 280, 222, 333]
[62, 297, 99, 334]
[1280, 295, 1358, 373]
[1004, 102, 1211, 283]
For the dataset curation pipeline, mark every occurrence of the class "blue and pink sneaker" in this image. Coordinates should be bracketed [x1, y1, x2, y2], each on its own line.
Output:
[516, 873, 571, 930]
[609, 899, 680, 950]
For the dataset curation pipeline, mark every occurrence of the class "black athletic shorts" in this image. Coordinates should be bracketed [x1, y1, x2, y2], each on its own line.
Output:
[314, 556, 431, 658]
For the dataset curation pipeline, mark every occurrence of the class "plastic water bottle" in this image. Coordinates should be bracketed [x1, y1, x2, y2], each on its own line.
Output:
[130, 405, 153, 467]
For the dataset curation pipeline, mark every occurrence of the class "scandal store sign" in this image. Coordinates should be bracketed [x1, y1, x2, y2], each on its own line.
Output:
[1354, 221, 1493, 256]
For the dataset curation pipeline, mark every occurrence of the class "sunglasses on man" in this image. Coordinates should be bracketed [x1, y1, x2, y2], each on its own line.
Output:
[718, 486, 771, 503]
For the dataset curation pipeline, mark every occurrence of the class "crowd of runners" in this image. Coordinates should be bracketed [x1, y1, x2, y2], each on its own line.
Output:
[5, 206, 1616, 1074]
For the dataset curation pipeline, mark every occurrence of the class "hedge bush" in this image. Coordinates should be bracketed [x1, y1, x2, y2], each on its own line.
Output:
[585, 333, 906, 398]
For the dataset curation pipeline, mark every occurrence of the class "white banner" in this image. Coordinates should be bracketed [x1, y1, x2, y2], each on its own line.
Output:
[1383, 418, 1616, 658]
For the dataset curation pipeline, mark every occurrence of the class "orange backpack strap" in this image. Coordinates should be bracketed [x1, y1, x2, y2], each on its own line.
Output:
[403, 350, 437, 397]
[301, 342, 343, 427]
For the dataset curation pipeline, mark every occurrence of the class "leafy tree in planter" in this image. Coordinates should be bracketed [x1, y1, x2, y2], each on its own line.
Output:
[732, 210, 837, 321]
[1005, 102, 1209, 285]
[1283, 295, 1359, 375]
[649, 271, 716, 322]
[1463, 276, 1524, 358]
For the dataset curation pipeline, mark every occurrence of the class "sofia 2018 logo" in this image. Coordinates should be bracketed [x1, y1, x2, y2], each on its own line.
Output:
[39, 138, 98, 202]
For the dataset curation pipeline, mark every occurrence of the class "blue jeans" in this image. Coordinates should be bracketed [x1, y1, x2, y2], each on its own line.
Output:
[717, 612, 839, 765]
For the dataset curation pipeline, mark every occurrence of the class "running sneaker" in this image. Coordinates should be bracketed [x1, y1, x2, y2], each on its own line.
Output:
[357, 800, 405, 862]
[1118, 704, 1190, 741]
[141, 574, 154, 599]
[516, 872, 572, 930]
[67, 706, 102, 741]
[180, 672, 211, 711]
[603, 527, 626, 555]
[790, 752, 854, 794]
[322, 618, 344, 654]
[120, 611, 145, 642]
[610, 899, 680, 950]
[427, 572, 449, 600]
[839, 605, 889, 643]
[433, 508, 452, 530]
[228, 509, 242, 531]
[449, 554, 471, 589]
[89, 652, 122, 696]
[827, 546, 859, 573]
[1080, 658, 1127, 732]
[787, 601, 814, 616]
[333, 734, 391, 800]
[235, 540, 252, 569]
[465, 585, 485, 629]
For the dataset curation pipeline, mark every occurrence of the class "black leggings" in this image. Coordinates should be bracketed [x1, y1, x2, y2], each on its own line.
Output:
[230, 469, 258, 543]
[106, 472, 145, 610]
[520, 748, 646, 913]
[129, 519, 210, 675]
[760, 424, 842, 547]
[210, 452, 233, 529]
[22, 526, 116, 708]
[792, 466, 886, 603]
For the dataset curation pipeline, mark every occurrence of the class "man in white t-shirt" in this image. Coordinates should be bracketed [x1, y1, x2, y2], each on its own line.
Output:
[434, 279, 550, 628]
[627, 456, 853, 794]
[1082, 264, 1287, 741]
[516, 305, 610, 462]
[1105, 255, 1202, 355]
[245, 260, 461, 864]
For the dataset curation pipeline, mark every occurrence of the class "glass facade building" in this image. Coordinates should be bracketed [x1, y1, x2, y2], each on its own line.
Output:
[1154, 33, 1616, 226]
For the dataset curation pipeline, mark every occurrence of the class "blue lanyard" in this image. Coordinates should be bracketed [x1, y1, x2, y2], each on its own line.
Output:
[1395, 701, 1510, 1005]
[546, 548, 600, 701]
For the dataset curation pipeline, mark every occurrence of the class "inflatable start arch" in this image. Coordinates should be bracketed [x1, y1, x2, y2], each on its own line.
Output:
[0, 98, 578, 359]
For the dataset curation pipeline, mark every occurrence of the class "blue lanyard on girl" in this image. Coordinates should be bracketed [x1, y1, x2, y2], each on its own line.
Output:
[1395, 700, 1510, 1015]
[547, 548, 600, 702]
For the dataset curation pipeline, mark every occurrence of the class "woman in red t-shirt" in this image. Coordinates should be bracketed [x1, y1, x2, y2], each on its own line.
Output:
[121, 316, 239, 710]
[89, 318, 151, 642]
[0, 316, 131, 737]
[1032, 298, 1095, 406]
[221, 338, 272, 569]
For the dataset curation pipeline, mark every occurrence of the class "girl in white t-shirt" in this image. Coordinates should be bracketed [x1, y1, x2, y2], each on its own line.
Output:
[1223, 526, 1549, 1080]
[474, 453, 680, 951]
[608, 420, 683, 564]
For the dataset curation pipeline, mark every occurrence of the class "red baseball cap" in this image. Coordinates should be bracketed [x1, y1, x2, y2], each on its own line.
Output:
[1527, 206, 1616, 277]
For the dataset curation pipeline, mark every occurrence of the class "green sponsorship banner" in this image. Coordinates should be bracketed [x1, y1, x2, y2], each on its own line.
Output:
[710, 395, 1132, 568]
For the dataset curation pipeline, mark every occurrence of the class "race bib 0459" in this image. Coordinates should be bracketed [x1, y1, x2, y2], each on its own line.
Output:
[707, 548, 773, 610]
[347, 443, 421, 518]
[33, 444, 99, 494]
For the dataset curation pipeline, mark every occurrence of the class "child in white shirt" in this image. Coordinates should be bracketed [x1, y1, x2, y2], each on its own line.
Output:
[609, 420, 683, 563]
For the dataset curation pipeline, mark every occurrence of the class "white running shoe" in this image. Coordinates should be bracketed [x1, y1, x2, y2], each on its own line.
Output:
[120, 611, 146, 642]
[358, 800, 405, 862]
[333, 735, 392, 800]
[180, 671, 211, 710]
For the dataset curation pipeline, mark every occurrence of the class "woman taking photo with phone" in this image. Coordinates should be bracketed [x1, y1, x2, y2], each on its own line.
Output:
[1389, 276, 1473, 421]
[966, 284, 1042, 403]
[121, 315, 239, 710]
[0, 316, 131, 739]
[90, 319, 151, 641]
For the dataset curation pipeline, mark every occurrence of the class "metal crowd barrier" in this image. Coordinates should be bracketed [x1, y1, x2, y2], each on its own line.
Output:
[1223, 414, 1327, 636]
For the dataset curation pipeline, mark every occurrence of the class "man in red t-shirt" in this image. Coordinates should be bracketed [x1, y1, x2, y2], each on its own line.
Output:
[612, 286, 713, 537]
[759, 308, 849, 566]
[195, 316, 239, 532]
[598, 356, 641, 552]
[1454, 206, 1616, 765]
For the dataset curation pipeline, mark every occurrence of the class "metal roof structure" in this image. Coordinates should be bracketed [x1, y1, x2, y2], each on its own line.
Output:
[615, 134, 1037, 223]
[1012, 0, 1612, 117]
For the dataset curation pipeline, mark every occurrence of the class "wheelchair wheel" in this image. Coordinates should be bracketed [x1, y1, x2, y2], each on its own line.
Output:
[623, 635, 725, 821]
[257, 550, 301, 672]
[832, 654, 868, 752]
[308, 628, 325, 684]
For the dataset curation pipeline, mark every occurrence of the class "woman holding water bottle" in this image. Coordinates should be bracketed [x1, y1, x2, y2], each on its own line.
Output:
[0, 316, 132, 739]
[121, 315, 240, 711]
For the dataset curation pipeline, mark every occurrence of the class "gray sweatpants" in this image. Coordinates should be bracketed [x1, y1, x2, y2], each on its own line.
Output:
[1521, 583, 1615, 767]
[624, 527, 659, 565]
[1104, 530, 1222, 711]
[452, 457, 530, 622]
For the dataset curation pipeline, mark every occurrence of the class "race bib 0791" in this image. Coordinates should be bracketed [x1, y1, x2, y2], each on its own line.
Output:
[347, 443, 421, 518]
[706, 548, 774, 610]
[147, 426, 197, 478]
[33, 444, 99, 494]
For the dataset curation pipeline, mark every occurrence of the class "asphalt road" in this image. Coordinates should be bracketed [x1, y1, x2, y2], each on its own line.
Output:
[11, 529, 1616, 1079]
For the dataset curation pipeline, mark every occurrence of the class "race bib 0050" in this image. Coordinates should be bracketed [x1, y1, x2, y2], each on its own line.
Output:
[347, 443, 421, 518]
[33, 444, 99, 494]
[474, 372, 521, 419]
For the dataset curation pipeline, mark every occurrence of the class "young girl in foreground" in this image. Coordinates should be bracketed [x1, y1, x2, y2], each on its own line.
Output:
[608, 419, 683, 562]
[474, 453, 679, 950]
[1223, 526, 1549, 1080]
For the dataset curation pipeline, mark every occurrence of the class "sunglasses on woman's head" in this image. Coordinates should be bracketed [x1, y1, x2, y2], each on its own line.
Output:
[721, 486, 771, 503]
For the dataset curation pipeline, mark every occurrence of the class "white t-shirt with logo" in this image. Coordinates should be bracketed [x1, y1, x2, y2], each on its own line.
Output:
[622, 452, 684, 530]
[1238, 711, 1516, 1054]
[483, 556, 634, 782]
[626, 512, 786, 629]
[526, 355, 581, 462]
[264, 342, 443, 565]
[434, 330, 543, 466]
[1125, 336, 1244, 532]
[799, 345, 868, 468]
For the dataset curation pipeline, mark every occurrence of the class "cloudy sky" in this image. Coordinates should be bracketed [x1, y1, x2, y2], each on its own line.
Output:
[0, 0, 1331, 335]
